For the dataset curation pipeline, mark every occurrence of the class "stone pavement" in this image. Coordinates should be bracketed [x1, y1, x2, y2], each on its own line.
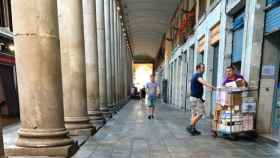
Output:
[73, 100, 280, 158]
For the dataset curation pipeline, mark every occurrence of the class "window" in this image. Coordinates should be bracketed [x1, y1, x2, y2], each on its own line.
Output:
[0, 0, 12, 30]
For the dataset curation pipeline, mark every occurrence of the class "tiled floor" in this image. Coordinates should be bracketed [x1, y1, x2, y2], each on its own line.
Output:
[72, 100, 280, 158]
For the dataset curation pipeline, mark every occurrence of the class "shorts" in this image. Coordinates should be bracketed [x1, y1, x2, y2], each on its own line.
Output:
[190, 96, 205, 117]
[147, 95, 157, 107]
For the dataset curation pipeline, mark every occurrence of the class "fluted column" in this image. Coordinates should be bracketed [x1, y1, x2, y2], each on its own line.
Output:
[96, 0, 112, 119]
[82, 0, 105, 128]
[58, 0, 94, 135]
[9, 0, 73, 155]
[104, 0, 113, 113]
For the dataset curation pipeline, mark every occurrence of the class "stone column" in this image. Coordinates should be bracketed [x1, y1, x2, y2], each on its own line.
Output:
[104, 0, 113, 113]
[120, 30, 125, 105]
[114, 7, 120, 109]
[96, 0, 112, 119]
[8, 0, 74, 156]
[82, 0, 105, 128]
[121, 36, 126, 103]
[117, 17, 121, 106]
[110, 0, 117, 111]
[124, 47, 128, 102]
[58, 0, 94, 135]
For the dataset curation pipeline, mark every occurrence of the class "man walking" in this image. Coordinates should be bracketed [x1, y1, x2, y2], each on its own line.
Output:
[186, 63, 215, 135]
[146, 75, 159, 119]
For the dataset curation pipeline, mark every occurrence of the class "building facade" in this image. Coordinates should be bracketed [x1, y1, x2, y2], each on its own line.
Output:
[155, 0, 280, 143]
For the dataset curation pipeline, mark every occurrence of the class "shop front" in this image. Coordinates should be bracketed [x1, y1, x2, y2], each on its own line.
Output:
[265, 0, 280, 129]
[258, 0, 280, 142]
[0, 33, 19, 117]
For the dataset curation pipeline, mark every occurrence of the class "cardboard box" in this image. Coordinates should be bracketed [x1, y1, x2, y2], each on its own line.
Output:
[218, 120, 243, 133]
[216, 91, 242, 106]
[242, 98, 256, 113]
[242, 114, 254, 131]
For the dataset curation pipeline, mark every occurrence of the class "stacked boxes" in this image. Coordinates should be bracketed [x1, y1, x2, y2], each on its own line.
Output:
[242, 114, 254, 131]
[241, 97, 256, 113]
[215, 89, 255, 134]
[218, 112, 243, 133]
[216, 90, 242, 106]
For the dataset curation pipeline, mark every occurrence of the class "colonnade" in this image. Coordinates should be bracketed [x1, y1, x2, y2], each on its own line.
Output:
[5, 0, 133, 157]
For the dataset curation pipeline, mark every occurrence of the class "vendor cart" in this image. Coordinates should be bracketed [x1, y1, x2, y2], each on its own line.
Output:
[212, 88, 257, 140]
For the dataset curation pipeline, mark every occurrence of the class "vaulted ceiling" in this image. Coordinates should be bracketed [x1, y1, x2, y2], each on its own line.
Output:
[122, 0, 178, 61]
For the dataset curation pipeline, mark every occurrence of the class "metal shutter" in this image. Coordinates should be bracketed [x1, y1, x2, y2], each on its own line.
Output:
[232, 11, 245, 63]
[265, 0, 280, 33]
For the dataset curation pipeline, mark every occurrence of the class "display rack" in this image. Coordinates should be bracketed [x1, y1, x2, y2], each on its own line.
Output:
[212, 88, 257, 140]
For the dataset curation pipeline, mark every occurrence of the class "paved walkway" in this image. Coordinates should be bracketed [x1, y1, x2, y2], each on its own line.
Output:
[73, 100, 280, 158]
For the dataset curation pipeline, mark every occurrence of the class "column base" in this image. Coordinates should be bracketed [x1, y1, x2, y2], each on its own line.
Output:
[65, 116, 94, 136]
[100, 107, 112, 120]
[107, 104, 116, 115]
[88, 110, 106, 130]
[68, 127, 96, 136]
[5, 143, 78, 158]
[114, 102, 121, 112]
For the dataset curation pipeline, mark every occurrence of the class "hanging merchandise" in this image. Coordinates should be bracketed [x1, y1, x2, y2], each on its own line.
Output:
[179, 11, 195, 36]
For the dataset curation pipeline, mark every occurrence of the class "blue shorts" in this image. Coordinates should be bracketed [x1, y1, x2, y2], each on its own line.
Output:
[147, 95, 157, 107]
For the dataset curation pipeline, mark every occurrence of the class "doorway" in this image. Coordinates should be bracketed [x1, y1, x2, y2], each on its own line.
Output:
[275, 65, 280, 127]
[210, 43, 219, 117]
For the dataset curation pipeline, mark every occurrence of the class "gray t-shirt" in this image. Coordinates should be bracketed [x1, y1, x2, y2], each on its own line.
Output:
[146, 82, 159, 97]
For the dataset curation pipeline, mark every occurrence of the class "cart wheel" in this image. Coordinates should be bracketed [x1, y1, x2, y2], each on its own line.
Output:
[229, 134, 238, 141]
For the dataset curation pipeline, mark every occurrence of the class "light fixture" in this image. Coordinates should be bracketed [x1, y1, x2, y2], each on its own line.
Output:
[117, 6, 120, 11]
[9, 44, 15, 51]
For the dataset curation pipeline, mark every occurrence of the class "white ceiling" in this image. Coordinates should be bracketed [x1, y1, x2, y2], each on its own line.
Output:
[123, 0, 178, 59]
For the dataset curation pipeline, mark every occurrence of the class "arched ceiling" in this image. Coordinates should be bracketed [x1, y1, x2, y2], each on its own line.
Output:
[122, 0, 178, 60]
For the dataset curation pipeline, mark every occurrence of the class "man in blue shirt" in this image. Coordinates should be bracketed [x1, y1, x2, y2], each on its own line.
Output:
[186, 63, 215, 136]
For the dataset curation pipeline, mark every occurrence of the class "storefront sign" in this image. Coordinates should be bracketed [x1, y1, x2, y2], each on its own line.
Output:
[262, 65, 275, 77]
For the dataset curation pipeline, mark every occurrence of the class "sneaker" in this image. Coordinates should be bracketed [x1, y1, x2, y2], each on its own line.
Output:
[151, 115, 154, 119]
[148, 115, 152, 120]
[186, 126, 196, 136]
[193, 129, 201, 135]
